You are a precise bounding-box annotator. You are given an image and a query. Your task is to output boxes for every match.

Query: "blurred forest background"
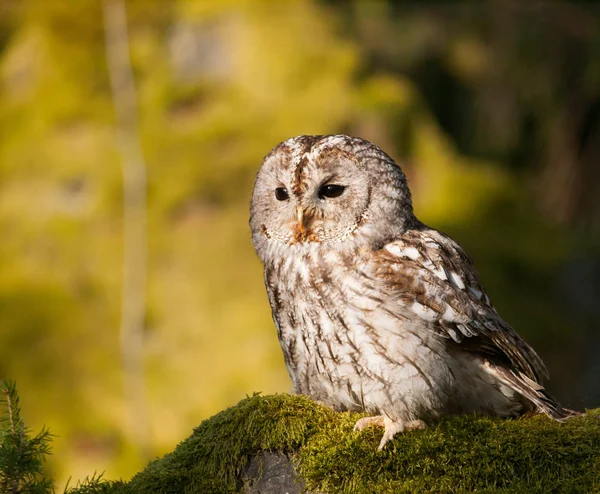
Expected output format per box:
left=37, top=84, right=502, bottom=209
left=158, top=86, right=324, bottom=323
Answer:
left=0, top=0, right=599, bottom=488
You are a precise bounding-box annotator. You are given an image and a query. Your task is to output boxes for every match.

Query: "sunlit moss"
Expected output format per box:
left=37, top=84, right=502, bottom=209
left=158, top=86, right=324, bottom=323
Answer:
left=74, top=394, right=600, bottom=494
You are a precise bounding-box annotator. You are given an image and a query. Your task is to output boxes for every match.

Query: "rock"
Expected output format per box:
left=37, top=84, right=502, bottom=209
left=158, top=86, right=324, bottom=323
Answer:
left=242, top=452, right=308, bottom=494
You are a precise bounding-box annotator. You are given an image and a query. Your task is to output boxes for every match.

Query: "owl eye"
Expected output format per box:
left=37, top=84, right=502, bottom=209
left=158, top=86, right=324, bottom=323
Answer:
left=319, top=184, right=345, bottom=199
left=275, top=187, right=289, bottom=201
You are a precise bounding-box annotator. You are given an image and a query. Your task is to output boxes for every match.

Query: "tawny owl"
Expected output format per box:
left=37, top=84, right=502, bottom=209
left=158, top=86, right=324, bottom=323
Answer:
left=250, top=135, right=570, bottom=450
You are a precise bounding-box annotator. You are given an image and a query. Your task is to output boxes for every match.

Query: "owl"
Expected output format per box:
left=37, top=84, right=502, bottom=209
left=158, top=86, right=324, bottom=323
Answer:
left=250, top=135, right=571, bottom=450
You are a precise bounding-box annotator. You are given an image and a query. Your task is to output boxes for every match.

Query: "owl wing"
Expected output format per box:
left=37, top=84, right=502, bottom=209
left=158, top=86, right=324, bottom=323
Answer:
left=370, top=227, right=575, bottom=419
left=372, top=227, right=549, bottom=384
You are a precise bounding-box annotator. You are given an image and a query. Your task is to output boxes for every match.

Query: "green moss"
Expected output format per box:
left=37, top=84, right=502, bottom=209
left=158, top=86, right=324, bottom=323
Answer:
left=73, top=394, right=600, bottom=494
left=114, top=394, right=332, bottom=494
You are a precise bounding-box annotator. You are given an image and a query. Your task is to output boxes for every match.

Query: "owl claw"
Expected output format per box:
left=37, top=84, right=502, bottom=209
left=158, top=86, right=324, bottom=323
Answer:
left=353, top=416, right=427, bottom=450
left=353, top=415, right=385, bottom=432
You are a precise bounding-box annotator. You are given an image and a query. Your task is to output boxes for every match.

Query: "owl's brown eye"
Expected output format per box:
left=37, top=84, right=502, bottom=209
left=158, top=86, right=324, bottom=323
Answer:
left=319, top=184, right=345, bottom=199
left=275, top=187, right=289, bottom=201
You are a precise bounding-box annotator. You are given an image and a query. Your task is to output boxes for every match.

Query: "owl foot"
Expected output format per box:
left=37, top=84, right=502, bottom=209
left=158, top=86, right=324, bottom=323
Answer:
left=353, top=415, right=426, bottom=451
left=353, top=415, right=385, bottom=431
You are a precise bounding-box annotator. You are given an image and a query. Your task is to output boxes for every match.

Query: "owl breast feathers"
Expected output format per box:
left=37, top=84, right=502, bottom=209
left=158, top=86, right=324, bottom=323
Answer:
left=250, top=134, right=572, bottom=450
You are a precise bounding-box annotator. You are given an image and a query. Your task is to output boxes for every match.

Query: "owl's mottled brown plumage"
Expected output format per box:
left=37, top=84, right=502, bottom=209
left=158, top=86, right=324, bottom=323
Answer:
left=250, top=135, right=571, bottom=450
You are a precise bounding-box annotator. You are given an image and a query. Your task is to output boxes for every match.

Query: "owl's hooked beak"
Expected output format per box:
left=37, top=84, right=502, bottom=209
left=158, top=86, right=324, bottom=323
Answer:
left=292, top=205, right=315, bottom=242
left=296, top=206, right=305, bottom=234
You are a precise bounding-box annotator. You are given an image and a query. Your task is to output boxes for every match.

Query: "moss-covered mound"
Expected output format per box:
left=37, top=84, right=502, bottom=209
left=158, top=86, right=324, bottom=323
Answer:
left=90, top=394, right=600, bottom=493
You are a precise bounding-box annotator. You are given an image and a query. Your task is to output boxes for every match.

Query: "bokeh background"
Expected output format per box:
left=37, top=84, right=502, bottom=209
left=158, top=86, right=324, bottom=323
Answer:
left=1, top=0, right=599, bottom=487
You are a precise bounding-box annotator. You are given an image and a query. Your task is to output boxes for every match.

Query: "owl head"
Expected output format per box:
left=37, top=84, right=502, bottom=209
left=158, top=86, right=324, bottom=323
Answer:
left=250, top=135, right=415, bottom=259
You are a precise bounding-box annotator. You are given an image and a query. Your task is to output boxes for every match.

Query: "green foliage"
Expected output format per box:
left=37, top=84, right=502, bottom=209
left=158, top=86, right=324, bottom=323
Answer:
left=0, top=381, right=125, bottom=494
left=67, top=393, right=600, bottom=494
left=63, top=474, right=124, bottom=494
left=0, top=380, right=54, bottom=494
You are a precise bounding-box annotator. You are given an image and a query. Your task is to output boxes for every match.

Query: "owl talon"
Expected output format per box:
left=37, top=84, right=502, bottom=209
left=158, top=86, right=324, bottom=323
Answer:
left=354, top=416, right=426, bottom=450
left=377, top=418, right=427, bottom=451
left=353, top=415, right=385, bottom=432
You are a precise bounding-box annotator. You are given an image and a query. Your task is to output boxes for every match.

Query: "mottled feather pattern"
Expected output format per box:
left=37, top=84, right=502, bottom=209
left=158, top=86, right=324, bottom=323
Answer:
left=250, top=134, right=572, bottom=450
left=373, top=228, right=549, bottom=383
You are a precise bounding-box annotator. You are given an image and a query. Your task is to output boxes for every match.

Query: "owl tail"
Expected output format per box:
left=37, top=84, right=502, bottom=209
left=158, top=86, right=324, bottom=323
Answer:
left=487, top=362, right=579, bottom=421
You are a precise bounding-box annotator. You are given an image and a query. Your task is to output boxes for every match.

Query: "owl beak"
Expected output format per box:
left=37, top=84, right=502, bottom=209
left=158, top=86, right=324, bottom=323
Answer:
left=296, top=206, right=306, bottom=233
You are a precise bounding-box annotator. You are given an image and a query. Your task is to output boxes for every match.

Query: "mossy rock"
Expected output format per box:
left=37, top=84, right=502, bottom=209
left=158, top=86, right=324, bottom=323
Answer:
left=88, top=394, right=600, bottom=493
